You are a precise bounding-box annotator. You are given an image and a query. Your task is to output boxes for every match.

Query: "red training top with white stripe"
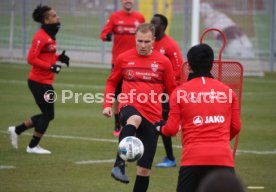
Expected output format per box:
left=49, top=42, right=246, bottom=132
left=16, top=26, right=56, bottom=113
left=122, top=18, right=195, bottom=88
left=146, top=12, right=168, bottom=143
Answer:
left=103, top=49, right=176, bottom=124
left=100, top=10, right=145, bottom=64
left=162, top=77, right=241, bottom=167
left=153, top=34, right=183, bottom=84
left=27, top=28, right=59, bottom=85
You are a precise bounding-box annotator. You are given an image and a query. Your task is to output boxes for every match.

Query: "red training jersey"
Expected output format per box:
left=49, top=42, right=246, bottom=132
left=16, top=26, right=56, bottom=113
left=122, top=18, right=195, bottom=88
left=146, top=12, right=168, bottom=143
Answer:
left=100, top=10, right=145, bottom=64
left=103, top=49, right=176, bottom=124
left=153, top=35, right=183, bottom=84
left=27, top=28, right=59, bottom=85
left=162, top=77, right=241, bottom=167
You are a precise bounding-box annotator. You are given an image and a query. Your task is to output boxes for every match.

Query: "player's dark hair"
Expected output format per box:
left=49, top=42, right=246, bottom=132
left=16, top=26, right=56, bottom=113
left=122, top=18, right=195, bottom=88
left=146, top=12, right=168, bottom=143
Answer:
left=187, top=43, right=214, bottom=73
left=154, top=14, right=168, bottom=30
left=136, top=23, right=155, bottom=36
left=32, top=4, right=52, bottom=24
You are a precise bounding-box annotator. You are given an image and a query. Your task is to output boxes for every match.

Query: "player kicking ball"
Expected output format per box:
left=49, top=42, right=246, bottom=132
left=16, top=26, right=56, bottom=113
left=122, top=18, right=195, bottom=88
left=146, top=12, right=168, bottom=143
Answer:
left=102, top=23, right=175, bottom=191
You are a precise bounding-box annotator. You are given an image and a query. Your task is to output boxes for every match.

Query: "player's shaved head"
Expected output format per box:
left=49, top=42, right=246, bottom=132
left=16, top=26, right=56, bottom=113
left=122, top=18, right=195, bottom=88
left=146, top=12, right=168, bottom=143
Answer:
left=153, top=14, right=168, bottom=30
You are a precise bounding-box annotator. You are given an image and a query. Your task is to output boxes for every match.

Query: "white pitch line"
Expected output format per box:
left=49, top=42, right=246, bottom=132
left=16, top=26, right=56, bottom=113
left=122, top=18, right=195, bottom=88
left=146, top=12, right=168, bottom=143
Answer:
left=247, top=186, right=265, bottom=190
left=0, top=165, right=16, bottom=170
left=1, top=131, right=276, bottom=155
left=1, top=131, right=119, bottom=143
left=33, top=133, right=117, bottom=143
left=236, top=149, right=276, bottom=155
left=75, top=159, right=115, bottom=165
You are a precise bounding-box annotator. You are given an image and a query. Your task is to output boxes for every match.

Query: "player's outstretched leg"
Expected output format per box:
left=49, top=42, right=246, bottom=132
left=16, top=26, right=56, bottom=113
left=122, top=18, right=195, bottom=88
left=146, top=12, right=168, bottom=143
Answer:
left=111, top=160, right=129, bottom=184
left=111, top=124, right=137, bottom=183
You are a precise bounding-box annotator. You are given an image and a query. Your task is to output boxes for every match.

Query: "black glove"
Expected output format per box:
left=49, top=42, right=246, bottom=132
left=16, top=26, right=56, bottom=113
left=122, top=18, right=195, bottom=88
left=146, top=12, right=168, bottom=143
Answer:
left=154, top=120, right=166, bottom=135
left=106, top=33, right=112, bottom=41
left=59, top=50, right=70, bottom=67
left=50, top=65, right=62, bottom=74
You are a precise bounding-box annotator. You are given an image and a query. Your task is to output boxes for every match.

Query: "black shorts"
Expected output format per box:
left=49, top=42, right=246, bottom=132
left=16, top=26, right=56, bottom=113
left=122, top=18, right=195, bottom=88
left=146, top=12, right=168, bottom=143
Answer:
left=28, top=79, right=54, bottom=115
left=119, top=105, right=159, bottom=169
left=177, top=165, right=235, bottom=192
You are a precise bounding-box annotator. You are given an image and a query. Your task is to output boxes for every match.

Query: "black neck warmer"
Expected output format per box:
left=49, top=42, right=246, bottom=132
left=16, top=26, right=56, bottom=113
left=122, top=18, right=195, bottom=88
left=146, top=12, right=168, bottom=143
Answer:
left=187, top=72, right=214, bottom=81
left=41, top=22, right=60, bottom=40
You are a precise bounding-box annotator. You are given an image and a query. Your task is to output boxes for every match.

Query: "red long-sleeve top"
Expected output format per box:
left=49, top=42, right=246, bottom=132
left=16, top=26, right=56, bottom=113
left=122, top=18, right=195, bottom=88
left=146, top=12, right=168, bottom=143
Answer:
left=103, top=49, right=176, bottom=124
left=27, top=28, right=59, bottom=85
left=153, top=35, right=183, bottom=84
left=162, top=77, right=241, bottom=167
left=100, top=10, right=145, bottom=64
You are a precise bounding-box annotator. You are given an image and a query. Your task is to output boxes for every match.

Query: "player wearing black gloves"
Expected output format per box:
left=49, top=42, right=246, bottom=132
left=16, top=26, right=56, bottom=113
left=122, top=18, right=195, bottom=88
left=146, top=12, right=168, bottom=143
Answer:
left=155, top=120, right=166, bottom=134
left=59, top=50, right=70, bottom=66
left=155, top=44, right=241, bottom=192
left=51, top=50, right=70, bottom=73
left=7, top=5, right=69, bottom=154
left=50, top=64, right=61, bottom=73
left=105, top=33, right=112, bottom=42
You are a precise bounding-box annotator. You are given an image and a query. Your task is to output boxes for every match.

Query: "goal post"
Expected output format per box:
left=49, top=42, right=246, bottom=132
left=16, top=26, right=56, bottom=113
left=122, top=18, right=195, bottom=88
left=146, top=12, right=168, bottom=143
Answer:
left=191, top=0, right=200, bottom=46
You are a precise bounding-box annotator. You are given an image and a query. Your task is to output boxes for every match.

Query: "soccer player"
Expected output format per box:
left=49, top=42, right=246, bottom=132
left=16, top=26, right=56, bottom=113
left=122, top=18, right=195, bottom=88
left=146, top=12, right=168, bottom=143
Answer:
left=100, top=0, right=145, bottom=136
left=102, top=23, right=176, bottom=191
left=151, top=13, right=183, bottom=168
left=7, top=5, right=70, bottom=154
left=156, top=44, right=241, bottom=192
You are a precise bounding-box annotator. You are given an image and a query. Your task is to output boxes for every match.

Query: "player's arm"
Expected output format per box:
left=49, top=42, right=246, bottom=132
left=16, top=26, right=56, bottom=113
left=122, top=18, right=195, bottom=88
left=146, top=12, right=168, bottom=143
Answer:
left=100, top=15, right=113, bottom=42
left=27, top=36, right=52, bottom=70
left=230, top=91, right=242, bottom=140
left=161, top=89, right=181, bottom=136
left=102, top=56, right=123, bottom=117
left=167, top=41, right=184, bottom=84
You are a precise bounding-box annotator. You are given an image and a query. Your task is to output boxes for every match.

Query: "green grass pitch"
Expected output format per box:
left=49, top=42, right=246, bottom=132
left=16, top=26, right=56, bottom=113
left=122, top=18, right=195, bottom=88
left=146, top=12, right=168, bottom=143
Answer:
left=0, top=62, right=275, bottom=191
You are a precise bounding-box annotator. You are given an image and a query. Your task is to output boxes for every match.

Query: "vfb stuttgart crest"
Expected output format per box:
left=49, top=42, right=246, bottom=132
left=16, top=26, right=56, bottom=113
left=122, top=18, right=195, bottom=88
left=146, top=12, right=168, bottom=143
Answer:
left=48, top=44, right=56, bottom=52
left=151, top=62, right=159, bottom=72
left=134, top=20, right=140, bottom=27
left=159, top=48, right=165, bottom=55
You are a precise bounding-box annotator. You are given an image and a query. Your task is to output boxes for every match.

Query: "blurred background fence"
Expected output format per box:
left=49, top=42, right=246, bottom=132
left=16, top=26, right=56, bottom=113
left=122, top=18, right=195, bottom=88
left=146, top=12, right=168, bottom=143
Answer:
left=0, top=0, right=275, bottom=75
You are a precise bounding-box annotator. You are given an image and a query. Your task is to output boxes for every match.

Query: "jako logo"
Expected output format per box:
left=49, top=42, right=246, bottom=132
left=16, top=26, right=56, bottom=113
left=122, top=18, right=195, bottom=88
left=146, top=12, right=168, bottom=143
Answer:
left=193, top=115, right=225, bottom=126
left=205, top=116, right=225, bottom=124
left=193, top=116, right=203, bottom=126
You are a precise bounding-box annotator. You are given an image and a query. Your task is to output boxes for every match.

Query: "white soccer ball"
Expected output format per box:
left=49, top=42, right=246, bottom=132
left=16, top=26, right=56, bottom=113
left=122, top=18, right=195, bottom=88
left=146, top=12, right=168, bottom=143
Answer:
left=118, top=136, right=144, bottom=162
